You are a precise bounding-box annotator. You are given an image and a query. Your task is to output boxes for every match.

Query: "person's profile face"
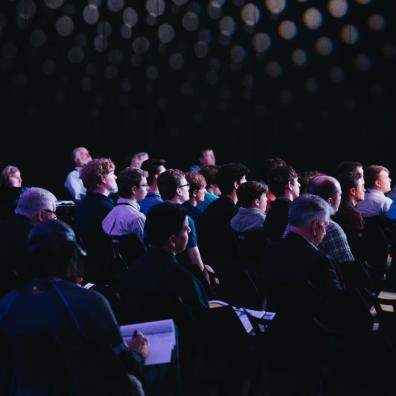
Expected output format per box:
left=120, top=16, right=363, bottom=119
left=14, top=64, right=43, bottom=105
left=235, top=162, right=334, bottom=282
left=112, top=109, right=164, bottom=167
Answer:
left=377, top=170, right=391, bottom=193
left=174, top=217, right=190, bottom=254
left=200, top=150, right=215, bottom=167
left=8, top=170, right=22, bottom=187
left=104, top=171, right=118, bottom=193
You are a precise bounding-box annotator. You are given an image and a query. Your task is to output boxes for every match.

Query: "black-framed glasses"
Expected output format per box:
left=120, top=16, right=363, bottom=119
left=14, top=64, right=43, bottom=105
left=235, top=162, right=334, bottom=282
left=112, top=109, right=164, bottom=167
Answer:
left=43, top=209, right=56, bottom=215
left=178, top=183, right=190, bottom=188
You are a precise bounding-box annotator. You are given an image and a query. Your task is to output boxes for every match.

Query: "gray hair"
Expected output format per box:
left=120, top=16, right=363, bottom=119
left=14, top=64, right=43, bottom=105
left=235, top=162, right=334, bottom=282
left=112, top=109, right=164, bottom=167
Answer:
left=288, top=193, right=331, bottom=228
left=15, top=187, right=57, bottom=219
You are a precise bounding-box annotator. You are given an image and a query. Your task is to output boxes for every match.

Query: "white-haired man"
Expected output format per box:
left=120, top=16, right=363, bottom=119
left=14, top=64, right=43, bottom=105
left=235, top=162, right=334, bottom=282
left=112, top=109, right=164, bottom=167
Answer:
left=64, top=146, right=92, bottom=200
left=0, top=187, right=57, bottom=296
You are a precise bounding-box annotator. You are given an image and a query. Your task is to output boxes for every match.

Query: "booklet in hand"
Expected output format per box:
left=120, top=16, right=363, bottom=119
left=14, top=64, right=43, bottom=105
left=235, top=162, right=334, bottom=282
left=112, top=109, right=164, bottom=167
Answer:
left=120, top=319, right=176, bottom=366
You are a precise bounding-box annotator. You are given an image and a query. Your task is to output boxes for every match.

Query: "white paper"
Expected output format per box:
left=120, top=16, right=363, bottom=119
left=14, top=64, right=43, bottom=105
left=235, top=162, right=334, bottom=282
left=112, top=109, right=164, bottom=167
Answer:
left=120, top=319, right=176, bottom=366
left=208, top=300, right=276, bottom=334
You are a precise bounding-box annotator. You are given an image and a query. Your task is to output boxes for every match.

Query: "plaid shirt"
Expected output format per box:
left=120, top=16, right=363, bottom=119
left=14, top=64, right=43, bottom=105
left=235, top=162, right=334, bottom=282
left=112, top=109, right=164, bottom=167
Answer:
left=318, top=219, right=355, bottom=263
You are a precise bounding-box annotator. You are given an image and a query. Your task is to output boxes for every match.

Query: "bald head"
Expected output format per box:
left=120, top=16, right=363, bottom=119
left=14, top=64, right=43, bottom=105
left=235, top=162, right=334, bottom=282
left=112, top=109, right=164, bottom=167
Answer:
left=72, top=147, right=92, bottom=167
left=306, top=175, right=342, bottom=213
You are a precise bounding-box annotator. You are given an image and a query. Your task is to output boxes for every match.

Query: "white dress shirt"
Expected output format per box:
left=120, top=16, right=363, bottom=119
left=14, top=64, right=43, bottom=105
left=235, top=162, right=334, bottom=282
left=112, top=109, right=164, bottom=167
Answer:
left=64, top=167, right=86, bottom=201
left=356, top=189, right=392, bottom=217
left=102, top=198, right=146, bottom=243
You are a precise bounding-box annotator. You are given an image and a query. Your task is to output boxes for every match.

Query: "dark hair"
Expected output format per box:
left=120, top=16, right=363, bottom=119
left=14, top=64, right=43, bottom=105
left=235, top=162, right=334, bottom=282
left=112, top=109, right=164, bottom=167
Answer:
left=117, top=167, right=148, bottom=198
left=267, top=165, right=298, bottom=197
left=199, top=165, right=218, bottom=187
left=141, top=158, right=166, bottom=185
left=338, top=171, right=362, bottom=200
left=27, top=220, right=84, bottom=281
left=298, top=170, right=323, bottom=193
left=237, top=181, right=268, bottom=208
left=365, top=165, right=389, bottom=189
left=216, top=163, right=250, bottom=195
left=261, top=157, right=287, bottom=181
left=157, top=169, right=185, bottom=200
left=336, top=161, right=363, bottom=177
left=186, top=172, right=206, bottom=192
left=306, top=175, right=339, bottom=201
left=145, top=203, right=187, bottom=247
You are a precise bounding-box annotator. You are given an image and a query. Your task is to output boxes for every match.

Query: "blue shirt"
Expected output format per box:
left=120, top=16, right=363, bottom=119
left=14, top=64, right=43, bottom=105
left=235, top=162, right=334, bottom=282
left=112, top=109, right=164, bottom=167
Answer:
left=138, top=192, right=163, bottom=215
left=196, top=191, right=219, bottom=212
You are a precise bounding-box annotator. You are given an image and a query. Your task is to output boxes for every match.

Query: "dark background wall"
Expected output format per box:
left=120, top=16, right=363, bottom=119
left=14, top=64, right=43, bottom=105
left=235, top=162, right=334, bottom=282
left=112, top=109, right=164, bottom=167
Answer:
left=0, top=0, right=395, bottom=198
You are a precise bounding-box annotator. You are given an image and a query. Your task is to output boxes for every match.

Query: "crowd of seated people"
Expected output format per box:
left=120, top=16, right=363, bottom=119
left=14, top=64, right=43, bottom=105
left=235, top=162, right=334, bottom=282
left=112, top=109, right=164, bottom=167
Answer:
left=1, top=148, right=396, bottom=395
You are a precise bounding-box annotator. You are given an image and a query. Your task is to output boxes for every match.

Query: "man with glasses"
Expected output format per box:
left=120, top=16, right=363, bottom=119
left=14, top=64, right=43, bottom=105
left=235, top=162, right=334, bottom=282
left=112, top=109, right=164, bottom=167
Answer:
left=102, top=167, right=149, bottom=244
left=157, top=169, right=211, bottom=287
left=0, top=187, right=58, bottom=296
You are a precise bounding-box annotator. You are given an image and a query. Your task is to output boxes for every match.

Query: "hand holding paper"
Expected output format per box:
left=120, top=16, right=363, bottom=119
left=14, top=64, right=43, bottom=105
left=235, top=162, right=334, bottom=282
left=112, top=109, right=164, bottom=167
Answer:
left=127, top=331, right=150, bottom=358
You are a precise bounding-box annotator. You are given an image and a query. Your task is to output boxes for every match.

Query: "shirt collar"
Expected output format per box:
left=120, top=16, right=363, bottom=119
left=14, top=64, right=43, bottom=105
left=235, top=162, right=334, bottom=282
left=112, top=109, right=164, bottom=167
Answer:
left=117, top=197, right=140, bottom=210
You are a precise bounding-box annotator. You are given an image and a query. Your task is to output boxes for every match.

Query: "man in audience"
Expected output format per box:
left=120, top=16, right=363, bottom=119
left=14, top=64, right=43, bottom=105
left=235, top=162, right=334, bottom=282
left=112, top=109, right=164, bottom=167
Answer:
left=258, top=194, right=344, bottom=395
left=306, top=175, right=355, bottom=264
left=157, top=169, right=208, bottom=281
left=198, top=163, right=249, bottom=273
left=333, top=171, right=365, bottom=259
left=0, top=187, right=57, bottom=296
left=264, top=164, right=300, bottom=242
left=190, top=148, right=216, bottom=172
left=230, top=181, right=268, bottom=234
left=74, top=158, right=117, bottom=282
left=0, top=219, right=148, bottom=396
left=64, top=146, right=92, bottom=201
left=102, top=168, right=149, bottom=244
left=139, top=158, right=166, bottom=215
left=119, top=203, right=208, bottom=388
left=127, top=152, right=149, bottom=169
left=356, top=164, right=392, bottom=217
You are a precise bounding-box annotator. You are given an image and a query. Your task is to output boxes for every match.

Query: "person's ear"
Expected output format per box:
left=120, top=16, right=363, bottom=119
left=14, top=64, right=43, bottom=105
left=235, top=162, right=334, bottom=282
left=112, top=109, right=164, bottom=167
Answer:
left=37, top=209, right=45, bottom=223
left=350, top=186, right=357, bottom=197
left=233, top=181, right=239, bottom=190
left=168, top=234, right=177, bottom=252
left=311, top=220, right=318, bottom=238
left=131, top=185, right=138, bottom=195
left=253, top=198, right=260, bottom=207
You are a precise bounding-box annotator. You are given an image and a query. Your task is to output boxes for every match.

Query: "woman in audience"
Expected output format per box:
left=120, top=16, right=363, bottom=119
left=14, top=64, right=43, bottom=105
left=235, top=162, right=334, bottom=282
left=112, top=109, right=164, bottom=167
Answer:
left=0, top=165, right=27, bottom=220
left=0, top=219, right=148, bottom=396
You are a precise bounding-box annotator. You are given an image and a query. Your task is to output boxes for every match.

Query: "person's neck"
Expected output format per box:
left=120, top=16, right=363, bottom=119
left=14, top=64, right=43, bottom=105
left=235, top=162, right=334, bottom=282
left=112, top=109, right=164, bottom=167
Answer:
left=148, top=185, right=159, bottom=194
left=227, top=190, right=238, bottom=204
left=189, top=199, right=198, bottom=207
left=168, top=197, right=184, bottom=205
left=349, top=197, right=358, bottom=207
left=122, top=196, right=137, bottom=203
left=279, top=190, right=294, bottom=201
left=91, top=187, right=110, bottom=196
left=289, top=226, right=315, bottom=245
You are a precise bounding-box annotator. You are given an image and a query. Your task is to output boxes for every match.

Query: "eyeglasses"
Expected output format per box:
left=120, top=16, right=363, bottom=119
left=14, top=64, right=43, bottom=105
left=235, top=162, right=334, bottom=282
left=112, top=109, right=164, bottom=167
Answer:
left=178, top=183, right=190, bottom=188
left=43, top=209, right=57, bottom=215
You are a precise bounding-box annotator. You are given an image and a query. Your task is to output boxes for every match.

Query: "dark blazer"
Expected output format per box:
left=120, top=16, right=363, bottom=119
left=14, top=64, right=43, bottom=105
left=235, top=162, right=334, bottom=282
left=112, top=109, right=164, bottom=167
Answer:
left=259, top=231, right=343, bottom=329
left=262, top=197, right=291, bottom=242
left=0, top=214, right=33, bottom=296
left=258, top=231, right=346, bottom=367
